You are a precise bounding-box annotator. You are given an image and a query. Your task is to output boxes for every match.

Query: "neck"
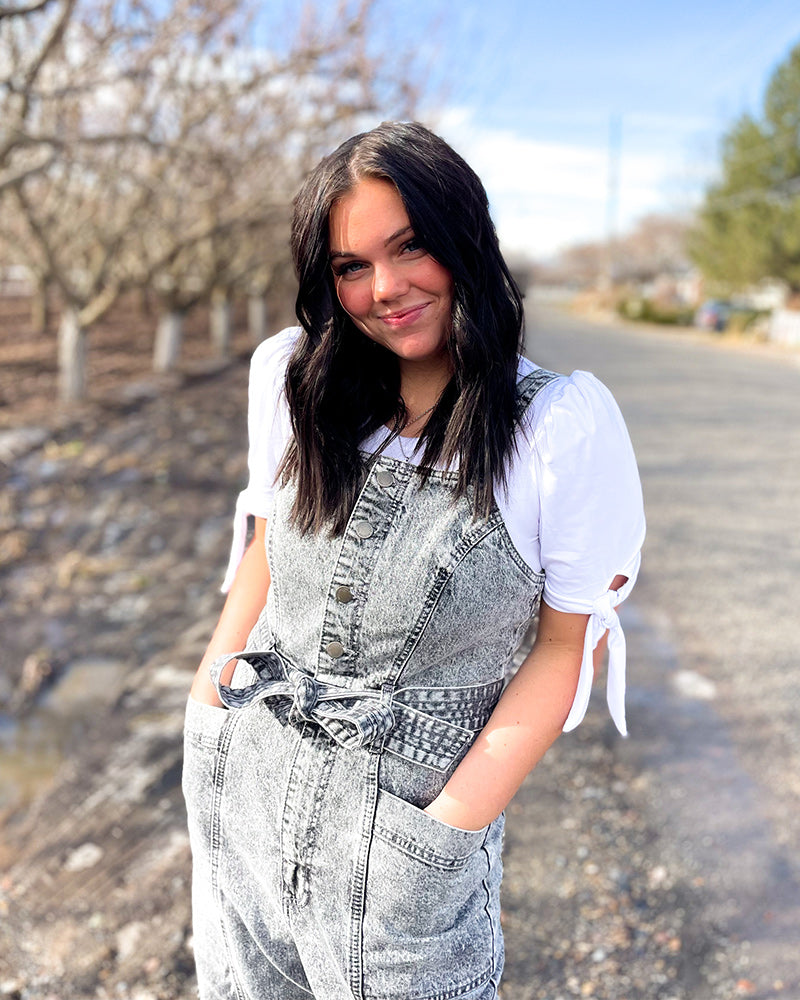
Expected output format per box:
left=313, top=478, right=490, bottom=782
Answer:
left=398, top=354, right=453, bottom=417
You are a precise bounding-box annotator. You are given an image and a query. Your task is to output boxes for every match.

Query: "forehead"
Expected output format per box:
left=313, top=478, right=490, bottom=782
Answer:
left=328, top=177, right=410, bottom=251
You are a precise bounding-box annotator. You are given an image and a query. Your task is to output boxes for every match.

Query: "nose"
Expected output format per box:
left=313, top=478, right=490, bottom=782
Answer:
left=372, top=262, right=409, bottom=301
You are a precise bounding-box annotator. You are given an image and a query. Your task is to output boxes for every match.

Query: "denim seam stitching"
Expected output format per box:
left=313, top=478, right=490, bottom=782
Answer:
left=373, top=826, right=477, bottom=870
left=280, top=725, right=312, bottom=915
left=364, top=968, right=494, bottom=1000
left=320, top=462, right=406, bottom=673
left=391, top=513, right=506, bottom=689
left=297, top=730, right=338, bottom=879
left=348, top=753, right=381, bottom=1000
left=208, top=713, right=249, bottom=1000
left=266, top=506, right=284, bottom=648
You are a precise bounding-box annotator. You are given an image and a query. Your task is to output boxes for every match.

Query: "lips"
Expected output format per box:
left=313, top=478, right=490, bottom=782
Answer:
left=379, top=303, right=429, bottom=328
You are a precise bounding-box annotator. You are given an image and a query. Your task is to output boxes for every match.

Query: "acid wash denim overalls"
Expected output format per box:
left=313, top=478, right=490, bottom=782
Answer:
left=183, top=369, right=558, bottom=1000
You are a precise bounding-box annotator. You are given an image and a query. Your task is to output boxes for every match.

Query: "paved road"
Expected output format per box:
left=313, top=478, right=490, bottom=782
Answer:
left=500, top=304, right=800, bottom=999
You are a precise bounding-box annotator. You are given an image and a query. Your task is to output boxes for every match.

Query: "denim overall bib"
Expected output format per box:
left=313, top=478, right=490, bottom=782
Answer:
left=183, top=369, right=558, bottom=1000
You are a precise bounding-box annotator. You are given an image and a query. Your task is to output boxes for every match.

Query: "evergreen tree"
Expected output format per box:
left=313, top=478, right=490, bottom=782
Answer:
left=691, top=41, right=800, bottom=293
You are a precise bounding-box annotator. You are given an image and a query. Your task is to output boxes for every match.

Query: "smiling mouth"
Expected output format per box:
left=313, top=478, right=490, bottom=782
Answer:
left=379, top=303, right=429, bottom=327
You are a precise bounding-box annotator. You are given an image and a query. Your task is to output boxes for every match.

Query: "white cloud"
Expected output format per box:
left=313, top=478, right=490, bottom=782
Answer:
left=436, top=108, right=707, bottom=260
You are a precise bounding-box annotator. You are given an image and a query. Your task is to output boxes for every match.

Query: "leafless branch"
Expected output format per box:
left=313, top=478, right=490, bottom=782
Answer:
left=0, top=0, right=58, bottom=19
left=0, top=151, right=55, bottom=192
left=0, top=0, right=430, bottom=397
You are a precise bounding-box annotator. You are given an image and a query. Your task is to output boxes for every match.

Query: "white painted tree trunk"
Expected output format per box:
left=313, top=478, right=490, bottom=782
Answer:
left=31, top=280, right=50, bottom=335
left=248, top=295, right=267, bottom=346
left=153, top=311, right=183, bottom=372
left=58, top=307, right=87, bottom=402
left=210, top=291, right=231, bottom=358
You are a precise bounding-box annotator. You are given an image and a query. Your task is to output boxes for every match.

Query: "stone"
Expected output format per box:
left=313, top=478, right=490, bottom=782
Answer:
left=63, top=842, right=104, bottom=872
left=0, top=427, right=48, bottom=464
left=672, top=669, right=717, bottom=700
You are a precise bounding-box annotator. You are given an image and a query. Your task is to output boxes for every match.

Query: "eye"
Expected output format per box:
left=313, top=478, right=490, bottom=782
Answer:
left=401, top=237, right=426, bottom=255
left=332, top=260, right=367, bottom=279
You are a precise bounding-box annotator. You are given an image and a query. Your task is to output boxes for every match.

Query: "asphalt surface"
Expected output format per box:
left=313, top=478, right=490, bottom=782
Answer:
left=499, top=303, right=800, bottom=999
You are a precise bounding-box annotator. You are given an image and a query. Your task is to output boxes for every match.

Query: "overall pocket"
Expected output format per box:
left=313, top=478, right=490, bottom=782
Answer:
left=362, top=788, right=503, bottom=1000
left=182, top=695, right=231, bottom=853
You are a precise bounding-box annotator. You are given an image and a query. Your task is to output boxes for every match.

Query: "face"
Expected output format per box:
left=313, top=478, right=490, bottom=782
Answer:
left=328, top=177, right=454, bottom=373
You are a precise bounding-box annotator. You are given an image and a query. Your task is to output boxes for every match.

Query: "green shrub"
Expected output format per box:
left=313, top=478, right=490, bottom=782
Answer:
left=725, top=308, right=768, bottom=333
left=617, top=297, right=694, bottom=326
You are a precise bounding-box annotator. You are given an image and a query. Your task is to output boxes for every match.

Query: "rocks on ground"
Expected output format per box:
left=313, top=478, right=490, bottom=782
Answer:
left=0, top=307, right=781, bottom=999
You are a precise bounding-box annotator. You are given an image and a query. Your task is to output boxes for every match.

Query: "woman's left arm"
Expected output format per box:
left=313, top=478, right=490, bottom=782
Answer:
left=424, top=576, right=627, bottom=832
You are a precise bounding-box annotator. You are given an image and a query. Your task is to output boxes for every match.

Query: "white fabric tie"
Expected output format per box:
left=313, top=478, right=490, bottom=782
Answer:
left=562, top=589, right=628, bottom=736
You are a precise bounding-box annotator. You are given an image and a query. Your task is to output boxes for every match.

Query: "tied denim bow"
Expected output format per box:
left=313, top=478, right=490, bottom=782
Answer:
left=209, top=649, right=395, bottom=751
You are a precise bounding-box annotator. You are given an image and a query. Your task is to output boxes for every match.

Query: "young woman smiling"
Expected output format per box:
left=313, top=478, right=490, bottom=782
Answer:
left=184, top=121, right=645, bottom=1000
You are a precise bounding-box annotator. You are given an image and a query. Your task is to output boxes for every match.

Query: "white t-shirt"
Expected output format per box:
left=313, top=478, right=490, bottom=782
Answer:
left=223, top=326, right=646, bottom=736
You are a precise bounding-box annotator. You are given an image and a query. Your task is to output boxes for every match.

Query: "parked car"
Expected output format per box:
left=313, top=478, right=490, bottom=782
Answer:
left=694, top=299, right=732, bottom=332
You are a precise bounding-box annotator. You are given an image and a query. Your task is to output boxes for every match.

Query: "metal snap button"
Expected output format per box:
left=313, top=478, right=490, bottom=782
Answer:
left=335, top=585, right=354, bottom=604
left=325, top=640, right=345, bottom=658
left=354, top=520, right=374, bottom=539
left=376, top=469, right=395, bottom=488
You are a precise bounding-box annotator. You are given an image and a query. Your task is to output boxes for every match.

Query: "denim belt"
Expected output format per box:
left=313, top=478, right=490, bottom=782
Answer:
left=209, top=649, right=502, bottom=772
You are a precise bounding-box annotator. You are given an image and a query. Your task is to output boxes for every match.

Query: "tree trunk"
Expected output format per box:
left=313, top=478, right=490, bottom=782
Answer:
left=58, top=307, right=87, bottom=403
left=30, top=280, right=50, bottom=336
left=210, top=289, right=231, bottom=358
left=248, top=294, right=268, bottom=346
left=153, top=310, right=184, bottom=372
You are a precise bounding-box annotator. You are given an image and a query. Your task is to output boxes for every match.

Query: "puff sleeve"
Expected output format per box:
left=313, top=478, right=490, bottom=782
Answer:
left=532, top=371, right=645, bottom=736
left=220, top=327, right=298, bottom=592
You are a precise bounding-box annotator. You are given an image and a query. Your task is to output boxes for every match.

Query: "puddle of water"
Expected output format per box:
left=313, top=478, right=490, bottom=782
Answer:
left=0, top=658, right=129, bottom=811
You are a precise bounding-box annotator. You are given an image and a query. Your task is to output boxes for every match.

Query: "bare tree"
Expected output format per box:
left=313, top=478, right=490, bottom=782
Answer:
left=0, top=189, right=52, bottom=331
left=0, top=0, right=76, bottom=327
left=537, top=213, right=691, bottom=290
left=615, top=213, right=690, bottom=283
left=0, top=0, right=76, bottom=189
left=2, top=0, right=422, bottom=401
left=139, top=0, right=420, bottom=370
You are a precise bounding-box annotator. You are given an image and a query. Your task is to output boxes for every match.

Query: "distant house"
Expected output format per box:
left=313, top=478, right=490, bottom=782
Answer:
left=769, top=309, right=800, bottom=346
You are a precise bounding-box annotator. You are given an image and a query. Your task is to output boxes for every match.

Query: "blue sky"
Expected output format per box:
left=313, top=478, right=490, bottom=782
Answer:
left=356, top=0, right=800, bottom=259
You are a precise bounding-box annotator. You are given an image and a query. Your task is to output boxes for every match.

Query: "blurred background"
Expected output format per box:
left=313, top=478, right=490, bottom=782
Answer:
left=3, top=0, right=800, bottom=402
left=1, top=1, right=799, bottom=997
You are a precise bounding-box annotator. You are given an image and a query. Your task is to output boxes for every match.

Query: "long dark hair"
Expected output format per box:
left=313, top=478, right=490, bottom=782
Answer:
left=280, top=120, right=525, bottom=534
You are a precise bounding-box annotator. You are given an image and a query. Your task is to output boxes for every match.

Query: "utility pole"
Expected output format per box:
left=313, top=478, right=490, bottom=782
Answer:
left=603, top=113, right=622, bottom=290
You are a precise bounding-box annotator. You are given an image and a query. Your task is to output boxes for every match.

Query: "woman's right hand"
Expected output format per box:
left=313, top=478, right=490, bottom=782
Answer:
left=189, top=662, right=226, bottom=708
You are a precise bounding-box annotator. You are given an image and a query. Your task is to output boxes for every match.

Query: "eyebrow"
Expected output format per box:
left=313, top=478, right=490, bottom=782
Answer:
left=329, top=225, right=414, bottom=261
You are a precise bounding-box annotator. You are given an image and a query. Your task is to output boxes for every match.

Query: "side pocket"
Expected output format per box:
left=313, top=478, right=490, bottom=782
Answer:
left=374, top=788, right=488, bottom=868
left=182, top=696, right=231, bottom=857
left=181, top=696, right=234, bottom=993
left=362, top=788, right=501, bottom=1000
left=184, top=695, right=231, bottom=750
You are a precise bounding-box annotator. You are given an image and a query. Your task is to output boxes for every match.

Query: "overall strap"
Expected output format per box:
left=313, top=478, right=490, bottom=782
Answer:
left=515, top=366, right=561, bottom=412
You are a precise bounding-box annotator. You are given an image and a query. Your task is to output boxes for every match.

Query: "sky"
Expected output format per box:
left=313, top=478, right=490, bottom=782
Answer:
left=352, top=0, right=800, bottom=260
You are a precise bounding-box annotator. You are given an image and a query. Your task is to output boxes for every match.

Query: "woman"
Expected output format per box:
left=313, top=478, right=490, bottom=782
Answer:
left=183, top=121, right=645, bottom=1000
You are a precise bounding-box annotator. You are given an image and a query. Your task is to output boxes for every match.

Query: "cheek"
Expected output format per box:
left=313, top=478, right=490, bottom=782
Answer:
left=422, top=260, right=454, bottom=303
left=335, top=280, right=369, bottom=319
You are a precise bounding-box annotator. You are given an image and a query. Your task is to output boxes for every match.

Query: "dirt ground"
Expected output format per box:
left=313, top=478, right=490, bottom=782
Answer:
left=0, top=296, right=791, bottom=999
left=0, top=293, right=261, bottom=995
left=0, top=291, right=286, bottom=428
